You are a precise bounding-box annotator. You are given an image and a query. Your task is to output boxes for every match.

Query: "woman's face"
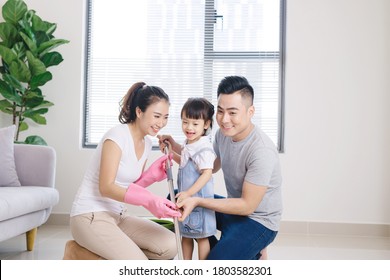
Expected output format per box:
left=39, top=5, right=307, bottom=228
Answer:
left=137, top=100, right=169, bottom=136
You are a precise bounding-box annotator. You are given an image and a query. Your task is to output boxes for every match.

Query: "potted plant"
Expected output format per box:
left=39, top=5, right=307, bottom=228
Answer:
left=0, top=0, right=69, bottom=144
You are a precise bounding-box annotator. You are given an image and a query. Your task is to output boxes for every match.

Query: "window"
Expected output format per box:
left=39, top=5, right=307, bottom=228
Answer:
left=84, top=0, right=285, bottom=151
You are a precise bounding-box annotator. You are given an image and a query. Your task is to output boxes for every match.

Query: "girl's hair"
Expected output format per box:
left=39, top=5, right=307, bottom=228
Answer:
left=118, top=82, right=170, bottom=123
left=181, top=97, right=214, bottom=136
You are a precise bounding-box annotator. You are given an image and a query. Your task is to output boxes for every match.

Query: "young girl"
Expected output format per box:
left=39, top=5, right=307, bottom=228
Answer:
left=164, top=97, right=217, bottom=260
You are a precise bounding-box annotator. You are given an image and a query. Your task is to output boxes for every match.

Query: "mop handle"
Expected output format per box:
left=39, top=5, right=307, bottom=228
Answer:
left=164, top=144, right=184, bottom=260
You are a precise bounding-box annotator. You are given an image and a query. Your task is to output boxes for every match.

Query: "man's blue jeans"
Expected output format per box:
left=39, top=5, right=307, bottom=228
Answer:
left=207, top=194, right=278, bottom=260
left=168, top=191, right=277, bottom=260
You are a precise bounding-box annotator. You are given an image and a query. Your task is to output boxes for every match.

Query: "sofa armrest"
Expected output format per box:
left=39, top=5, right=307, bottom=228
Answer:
left=14, top=144, right=56, bottom=188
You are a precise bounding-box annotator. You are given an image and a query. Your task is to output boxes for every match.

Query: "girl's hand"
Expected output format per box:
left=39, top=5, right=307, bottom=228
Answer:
left=157, top=134, right=172, bottom=153
left=175, top=191, right=191, bottom=203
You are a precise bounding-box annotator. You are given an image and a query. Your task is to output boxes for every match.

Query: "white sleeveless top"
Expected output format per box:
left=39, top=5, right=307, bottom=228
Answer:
left=70, top=124, right=152, bottom=216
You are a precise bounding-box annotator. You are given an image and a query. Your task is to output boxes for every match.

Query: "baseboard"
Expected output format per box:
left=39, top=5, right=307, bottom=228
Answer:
left=46, top=214, right=390, bottom=238
left=279, top=221, right=390, bottom=238
left=47, top=213, right=70, bottom=226
left=45, top=213, right=153, bottom=226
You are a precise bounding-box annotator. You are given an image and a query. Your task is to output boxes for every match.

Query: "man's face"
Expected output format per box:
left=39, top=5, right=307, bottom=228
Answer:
left=216, top=91, right=254, bottom=142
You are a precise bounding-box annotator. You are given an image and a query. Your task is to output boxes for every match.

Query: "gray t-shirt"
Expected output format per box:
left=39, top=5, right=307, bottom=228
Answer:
left=213, top=125, right=282, bottom=231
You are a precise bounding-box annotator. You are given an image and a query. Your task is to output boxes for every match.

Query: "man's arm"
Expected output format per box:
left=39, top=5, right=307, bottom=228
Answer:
left=177, top=180, right=267, bottom=221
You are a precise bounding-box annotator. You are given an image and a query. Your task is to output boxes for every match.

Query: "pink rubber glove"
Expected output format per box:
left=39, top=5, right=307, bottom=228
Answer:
left=134, top=154, right=172, bottom=187
left=124, top=183, right=181, bottom=219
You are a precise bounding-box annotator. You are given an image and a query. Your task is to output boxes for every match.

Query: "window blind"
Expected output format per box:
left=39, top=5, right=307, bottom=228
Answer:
left=84, top=0, right=285, bottom=150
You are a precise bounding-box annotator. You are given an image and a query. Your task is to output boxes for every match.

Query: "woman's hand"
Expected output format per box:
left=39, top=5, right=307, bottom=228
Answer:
left=124, top=183, right=181, bottom=219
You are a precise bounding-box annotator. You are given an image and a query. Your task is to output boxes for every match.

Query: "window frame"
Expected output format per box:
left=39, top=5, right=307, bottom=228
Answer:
left=82, top=0, right=286, bottom=152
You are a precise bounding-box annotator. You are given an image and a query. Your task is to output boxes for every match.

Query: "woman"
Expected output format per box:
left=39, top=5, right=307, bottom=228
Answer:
left=70, top=82, right=181, bottom=260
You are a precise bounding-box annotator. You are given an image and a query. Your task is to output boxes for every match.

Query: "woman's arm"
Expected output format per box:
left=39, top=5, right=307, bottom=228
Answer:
left=98, top=139, right=127, bottom=201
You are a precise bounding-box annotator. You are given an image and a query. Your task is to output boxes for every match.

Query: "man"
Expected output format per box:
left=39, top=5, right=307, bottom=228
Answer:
left=161, top=76, right=282, bottom=260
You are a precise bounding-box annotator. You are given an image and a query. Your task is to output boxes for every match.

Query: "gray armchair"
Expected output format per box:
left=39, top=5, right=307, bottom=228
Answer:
left=0, top=144, right=59, bottom=251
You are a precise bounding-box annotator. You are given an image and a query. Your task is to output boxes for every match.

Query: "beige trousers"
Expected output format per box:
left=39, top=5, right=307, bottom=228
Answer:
left=69, top=211, right=177, bottom=260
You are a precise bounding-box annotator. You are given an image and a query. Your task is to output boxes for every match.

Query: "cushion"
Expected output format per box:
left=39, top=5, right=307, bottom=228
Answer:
left=0, top=186, right=59, bottom=221
left=0, top=125, right=21, bottom=187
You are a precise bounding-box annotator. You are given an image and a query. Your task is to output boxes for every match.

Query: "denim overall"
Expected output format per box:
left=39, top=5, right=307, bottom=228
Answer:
left=177, top=148, right=217, bottom=239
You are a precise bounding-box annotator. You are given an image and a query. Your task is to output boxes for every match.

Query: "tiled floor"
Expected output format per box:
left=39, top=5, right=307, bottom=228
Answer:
left=1, top=224, right=389, bottom=260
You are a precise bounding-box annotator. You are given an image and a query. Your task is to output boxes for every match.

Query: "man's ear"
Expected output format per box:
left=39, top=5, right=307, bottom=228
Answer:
left=248, top=105, right=255, bottom=117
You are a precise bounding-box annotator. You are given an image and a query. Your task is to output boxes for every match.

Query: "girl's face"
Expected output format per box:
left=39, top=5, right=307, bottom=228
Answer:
left=181, top=114, right=210, bottom=144
left=137, top=100, right=169, bottom=136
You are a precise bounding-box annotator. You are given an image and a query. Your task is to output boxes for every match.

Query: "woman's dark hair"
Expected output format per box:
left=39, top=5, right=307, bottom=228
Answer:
left=181, top=97, right=214, bottom=136
left=217, top=76, right=254, bottom=105
left=119, top=82, right=169, bottom=123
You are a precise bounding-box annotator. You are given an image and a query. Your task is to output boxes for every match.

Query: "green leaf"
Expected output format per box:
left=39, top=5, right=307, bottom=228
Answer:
left=24, top=107, right=48, bottom=115
left=30, top=71, right=52, bottom=89
left=0, top=78, right=13, bottom=95
left=0, top=45, right=18, bottom=64
left=24, top=9, right=35, bottom=24
left=31, top=114, right=46, bottom=124
left=0, top=78, right=22, bottom=104
left=2, top=0, right=28, bottom=25
left=26, top=50, right=46, bottom=75
left=34, top=30, right=50, bottom=46
left=24, top=90, right=44, bottom=108
left=24, top=135, right=47, bottom=145
left=0, top=22, right=19, bottom=48
left=41, top=51, right=63, bottom=67
left=3, top=73, right=26, bottom=92
left=0, top=99, right=14, bottom=114
left=18, top=10, right=36, bottom=42
left=9, top=59, right=31, bottom=82
left=37, top=38, right=69, bottom=57
left=35, top=99, right=54, bottom=108
left=18, top=121, right=28, bottom=131
left=20, top=32, right=38, bottom=55
left=13, top=41, right=27, bottom=59
left=32, top=14, right=56, bottom=36
left=23, top=110, right=47, bottom=124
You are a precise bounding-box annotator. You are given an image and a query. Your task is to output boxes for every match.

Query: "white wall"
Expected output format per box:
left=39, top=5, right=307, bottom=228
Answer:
left=282, top=0, right=390, bottom=224
left=1, top=0, right=389, bottom=225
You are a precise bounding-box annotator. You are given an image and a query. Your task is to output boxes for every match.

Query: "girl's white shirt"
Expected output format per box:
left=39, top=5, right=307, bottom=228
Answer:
left=180, top=136, right=216, bottom=170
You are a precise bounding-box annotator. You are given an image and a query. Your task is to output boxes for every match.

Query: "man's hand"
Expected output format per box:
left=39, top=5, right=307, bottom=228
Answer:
left=176, top=196, right=200, bottom=222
